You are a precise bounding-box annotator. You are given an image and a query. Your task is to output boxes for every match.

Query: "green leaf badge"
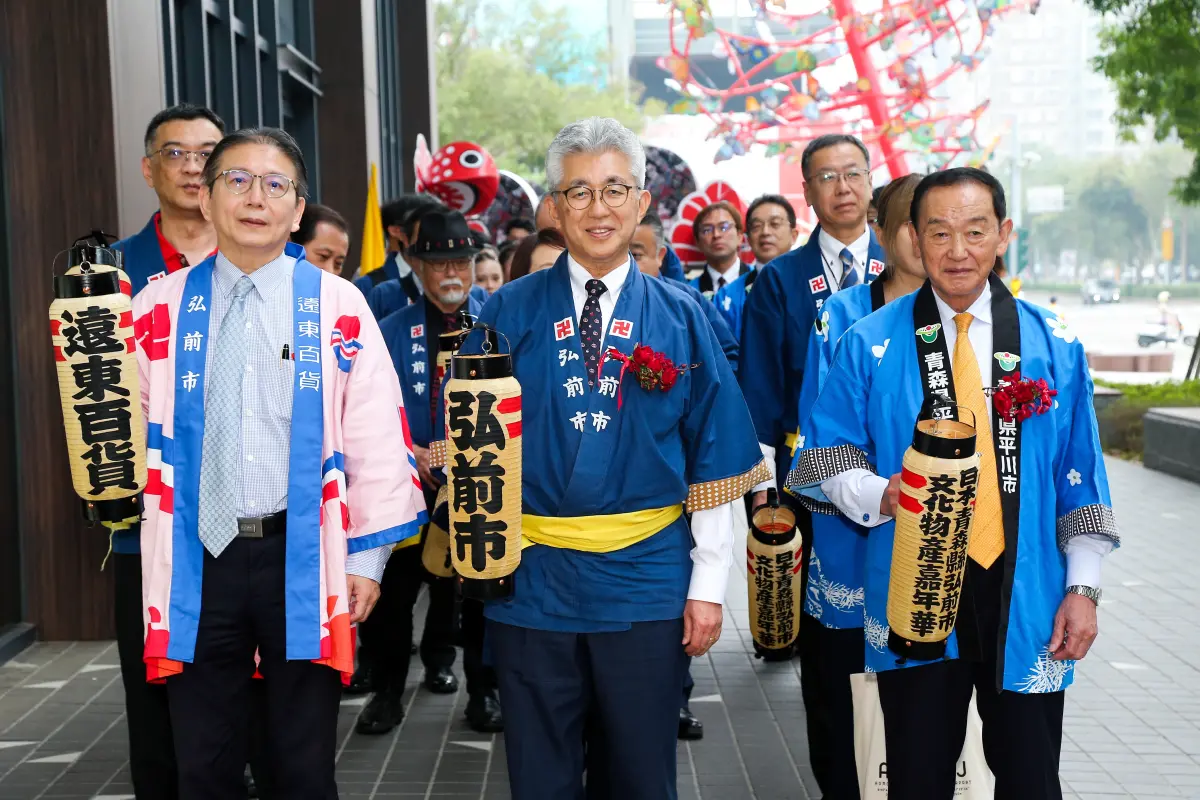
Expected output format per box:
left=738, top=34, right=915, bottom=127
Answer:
left=915, top=323, right=942, bottom=344
left=994, top=351, right=1021, bottom=372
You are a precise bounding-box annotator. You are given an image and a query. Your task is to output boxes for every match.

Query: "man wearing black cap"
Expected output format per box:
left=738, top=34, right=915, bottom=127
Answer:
left=356, top=209, right=503, bottom=735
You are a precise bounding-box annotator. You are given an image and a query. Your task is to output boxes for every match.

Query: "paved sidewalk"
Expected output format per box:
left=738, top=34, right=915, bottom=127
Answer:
left=0, top=456, right=1195, bottom=799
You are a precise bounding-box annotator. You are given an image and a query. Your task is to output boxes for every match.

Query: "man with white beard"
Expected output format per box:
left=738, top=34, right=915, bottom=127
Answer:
left=358, top=209, right=503, bottom=735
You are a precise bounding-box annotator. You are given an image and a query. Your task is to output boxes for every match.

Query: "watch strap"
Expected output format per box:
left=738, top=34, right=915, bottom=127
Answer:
left=1066, top=584, right=1101, bottom=605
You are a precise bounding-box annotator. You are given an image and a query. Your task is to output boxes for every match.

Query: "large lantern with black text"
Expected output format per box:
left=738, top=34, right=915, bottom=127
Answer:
left=49, top=233, right=146, bottom=530
left=444, top=325, right=522, bottom=600
left=747, top=489, right=804, bottom=661
left=887, top=397, right=980, bottom=660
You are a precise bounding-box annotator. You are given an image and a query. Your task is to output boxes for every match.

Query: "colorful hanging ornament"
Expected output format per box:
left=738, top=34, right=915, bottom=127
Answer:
left=657, top=0, right=1034, bottom=178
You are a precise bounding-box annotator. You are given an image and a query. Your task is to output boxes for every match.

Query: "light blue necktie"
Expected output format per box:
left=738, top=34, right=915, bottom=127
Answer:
left=839, top=247, right=860, bottom=289
left=197, top=275, right=254, bottom=557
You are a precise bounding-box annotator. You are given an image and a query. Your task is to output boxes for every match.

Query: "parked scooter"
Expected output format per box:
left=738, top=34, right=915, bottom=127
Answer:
left=1137, top=320, right=1197, bottom=348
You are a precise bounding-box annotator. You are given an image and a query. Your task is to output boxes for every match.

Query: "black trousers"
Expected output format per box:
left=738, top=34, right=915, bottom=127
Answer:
left=115, top=552, right=179, bottom=800
left=877, top=658, right=1064, bottom=799
left=358, top=543, right=480, bottom=692
left=458, top=590, right=498, bottom=696
left=876, top=560, right=1065, bottom=800
left=797, top=614, right=864, bottom=800
left=491, top=619, right=688, bottom=800
left=166, top=535, right=342, bottom=800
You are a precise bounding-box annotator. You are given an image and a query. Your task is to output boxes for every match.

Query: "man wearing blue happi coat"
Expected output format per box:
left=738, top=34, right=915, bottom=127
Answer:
left=791, top=168, right=1118, bottom=799
left=711, top=194, right=800, bottom=338
left=461, top=117, right=767, bottom=800
left=738, top=134, right=885, bottom=797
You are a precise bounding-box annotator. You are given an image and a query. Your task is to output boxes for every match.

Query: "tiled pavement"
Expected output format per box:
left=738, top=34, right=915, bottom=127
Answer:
left=0, top=456, right=1197, bottom=799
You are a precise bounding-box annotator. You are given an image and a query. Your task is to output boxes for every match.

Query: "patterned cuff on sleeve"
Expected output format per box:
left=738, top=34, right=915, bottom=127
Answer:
left=796, top=494, right=841, bottom=516
left=785, top=444, right=874, bottom=490
left=1056, top=503, right=1120, bottom=551
left=686, top=460, right=773, bottom=512
left=429, top=439, right=446, bottom=469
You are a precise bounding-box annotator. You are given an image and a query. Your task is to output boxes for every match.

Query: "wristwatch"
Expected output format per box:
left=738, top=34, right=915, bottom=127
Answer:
left=1066, top=584, right=1101, bottom=605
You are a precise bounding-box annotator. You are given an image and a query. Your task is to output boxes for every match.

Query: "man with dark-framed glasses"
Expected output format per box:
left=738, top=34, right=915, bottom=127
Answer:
left=688, top=200, right=751, bottom=298
left=132, top=127, right=425, bottom=798
left=459, top=116, right=767, bottom=799
left=740, top=133, right=887, bottom=800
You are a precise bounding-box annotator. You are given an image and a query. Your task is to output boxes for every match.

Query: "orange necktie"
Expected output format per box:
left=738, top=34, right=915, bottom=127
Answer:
left=952, top=313, right=1005, bottom=568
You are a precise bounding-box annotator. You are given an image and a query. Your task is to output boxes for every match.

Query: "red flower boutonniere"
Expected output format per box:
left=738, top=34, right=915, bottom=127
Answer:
left=599, top=344, right=697, bottom=408
left=991, top=371, right=1057, bottom=423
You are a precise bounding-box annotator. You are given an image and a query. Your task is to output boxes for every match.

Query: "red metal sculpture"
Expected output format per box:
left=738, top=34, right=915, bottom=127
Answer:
left=658, top=0, right=1033, bottom=179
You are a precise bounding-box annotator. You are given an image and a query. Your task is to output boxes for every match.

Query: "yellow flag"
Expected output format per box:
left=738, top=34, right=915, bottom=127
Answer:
left=359, top=163, right=387, bottom=280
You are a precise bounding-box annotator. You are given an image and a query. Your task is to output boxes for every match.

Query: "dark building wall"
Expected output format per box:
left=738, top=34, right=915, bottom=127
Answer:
left=314, top=0, right=370, bottom=273
left=0, top=1, right=121, bottom=639
left=392, top=0, right=436, bottom=194
left=0, top=39, right=19, bottom=632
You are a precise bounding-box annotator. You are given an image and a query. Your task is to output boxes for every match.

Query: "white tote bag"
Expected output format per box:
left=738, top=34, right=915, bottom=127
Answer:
left=851, top=672, right=995, bottom=799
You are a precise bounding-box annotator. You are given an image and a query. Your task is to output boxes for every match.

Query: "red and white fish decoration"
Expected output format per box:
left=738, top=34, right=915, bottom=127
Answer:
left=414, top=135, right=500, bottom=217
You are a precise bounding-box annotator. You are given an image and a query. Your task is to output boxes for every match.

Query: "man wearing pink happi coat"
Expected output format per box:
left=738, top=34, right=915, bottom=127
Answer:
left=133, top=126, right=426, bottom=799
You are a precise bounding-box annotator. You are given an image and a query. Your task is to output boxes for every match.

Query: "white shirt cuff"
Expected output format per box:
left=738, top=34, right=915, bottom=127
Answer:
left=345, top=544, right=391, bottom=584
left=752, top=442, right=777, bottom=493
left=1064, top=533, right=1113, bottom=590
left=687, top=502, right=735, bottom=604
left=820, top=469, right=892, bottom=528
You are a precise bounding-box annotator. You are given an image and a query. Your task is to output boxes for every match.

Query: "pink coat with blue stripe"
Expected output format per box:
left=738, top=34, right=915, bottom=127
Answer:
left=132, top=244, right=427, bottom=683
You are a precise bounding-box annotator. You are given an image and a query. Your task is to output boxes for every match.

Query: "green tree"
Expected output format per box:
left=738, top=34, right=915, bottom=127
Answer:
left=1087, top=0, right=1200, bottom=203
left=1010, top=145, right=1200, bottom=278
left=1077, top=173, right=1149, bottom=265
left=434, top=0, right=663, bottom=182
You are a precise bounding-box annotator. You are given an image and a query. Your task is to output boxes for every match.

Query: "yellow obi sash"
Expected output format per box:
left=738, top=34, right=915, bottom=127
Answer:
left=521, top=504, right=683, bottom=554
left=393, top=529, right=423, bottom=551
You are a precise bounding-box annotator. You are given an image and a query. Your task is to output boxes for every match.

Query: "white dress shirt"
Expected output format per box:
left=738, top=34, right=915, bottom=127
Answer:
left=210, top=251, right=391, bottom=584
left=819, top=281, right=1113, bottom=589
left=751, top=225, right=872, bottom=493
left=705, top=259, right=743, bottom=290
left=393, top=251, right=412, bottom=280
left=394, top=252, right=426, bottom=298
left=818, top=226, right=870, bottom=287
left=566, top=254, right=735, bottom=605
left=567, top=254, right=628, bottom=333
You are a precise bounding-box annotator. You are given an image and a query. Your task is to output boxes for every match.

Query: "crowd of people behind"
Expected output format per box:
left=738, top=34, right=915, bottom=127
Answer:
left=106, top=101, right=1116, bottom=800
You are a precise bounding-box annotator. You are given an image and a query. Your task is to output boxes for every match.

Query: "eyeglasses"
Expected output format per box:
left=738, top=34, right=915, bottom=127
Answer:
left=152, top=147, right=212, bottom=165
left=748, top=218, right=791, bottom=235
left=808, top=169, right=870, bottom=187
left=552, top=184, right=637, bottom=211
left=218, top=170, right=297, bottom=199
left=424, top=258, right=473, bottom=274
left=698, top=221, right=737, bottom=238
